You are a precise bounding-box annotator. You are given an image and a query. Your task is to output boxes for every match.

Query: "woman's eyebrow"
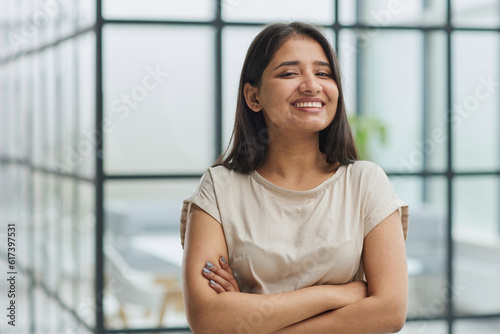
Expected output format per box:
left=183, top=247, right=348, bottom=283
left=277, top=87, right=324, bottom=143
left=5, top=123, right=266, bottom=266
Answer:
left=273, top=61, right=299, bottom=71
left=315, top=60, right=331, bottom=67
left=273, top=60, right=331, bottom=71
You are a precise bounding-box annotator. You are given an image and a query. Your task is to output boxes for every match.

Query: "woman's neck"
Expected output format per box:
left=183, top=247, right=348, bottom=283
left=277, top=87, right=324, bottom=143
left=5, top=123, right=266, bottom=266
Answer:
left=257, top=131, right=336, bottom=184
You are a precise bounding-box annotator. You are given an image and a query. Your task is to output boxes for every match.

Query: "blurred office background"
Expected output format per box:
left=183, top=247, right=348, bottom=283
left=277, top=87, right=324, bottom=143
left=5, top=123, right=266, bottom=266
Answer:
left=1, top=0, right=500, bottom=333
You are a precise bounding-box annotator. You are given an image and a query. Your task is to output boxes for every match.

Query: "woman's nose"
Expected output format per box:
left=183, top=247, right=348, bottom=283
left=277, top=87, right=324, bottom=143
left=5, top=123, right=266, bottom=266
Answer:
left=299, top=73, right=322, bottom=94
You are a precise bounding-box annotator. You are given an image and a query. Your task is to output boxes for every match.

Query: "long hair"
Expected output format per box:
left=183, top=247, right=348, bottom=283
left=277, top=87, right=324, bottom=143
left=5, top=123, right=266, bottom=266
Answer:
left=216, top=22, right=358, bottom=173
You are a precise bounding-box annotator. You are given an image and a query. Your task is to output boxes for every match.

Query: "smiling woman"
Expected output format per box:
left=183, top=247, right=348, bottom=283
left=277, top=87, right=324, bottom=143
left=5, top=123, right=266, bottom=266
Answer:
left=180, top=22, right=409, bottom=334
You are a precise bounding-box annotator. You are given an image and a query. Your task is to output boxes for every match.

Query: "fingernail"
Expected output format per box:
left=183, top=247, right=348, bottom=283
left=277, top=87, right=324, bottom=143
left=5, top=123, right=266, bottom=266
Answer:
left=209, top=280, right=216, bottom=285
left=203, top=267, right=210, bottom=274
left=221, top=256, right=227, bottom=264
left=206, top=261, right=214, bottom=268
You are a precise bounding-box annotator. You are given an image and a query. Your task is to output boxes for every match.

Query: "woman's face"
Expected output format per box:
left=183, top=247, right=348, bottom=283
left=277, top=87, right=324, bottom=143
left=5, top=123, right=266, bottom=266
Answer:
left=248, top=36, right=339, bottom=136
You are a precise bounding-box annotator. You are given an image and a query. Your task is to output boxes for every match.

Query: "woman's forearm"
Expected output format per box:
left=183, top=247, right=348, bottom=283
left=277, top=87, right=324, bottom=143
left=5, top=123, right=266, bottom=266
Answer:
left=274, top=295, right=406, bottom=334
left=186, top=283, right=364, bottom=334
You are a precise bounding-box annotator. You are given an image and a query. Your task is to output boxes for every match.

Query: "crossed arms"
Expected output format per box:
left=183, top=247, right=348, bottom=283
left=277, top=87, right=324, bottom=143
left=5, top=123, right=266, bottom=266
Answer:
left=182, top=205, right=408, bottom=333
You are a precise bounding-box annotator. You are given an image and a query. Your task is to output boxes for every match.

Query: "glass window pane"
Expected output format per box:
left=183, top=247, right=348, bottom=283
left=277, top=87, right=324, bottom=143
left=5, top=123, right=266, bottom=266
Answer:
left=33, top=53, right=44, bottom=167
left=19, top=56, right=31, bottom=160
left=4, top=62, right=14, bottom=158
left=104, top=0, right=215, bottom=21
left=46, top=47, right=56, bottom=168
left=32, top=47, right=57, bottom=169
left=452, top=32, right=499, bottom=171
left=31, top=3, right=48, bottom=51
left=60, top=0, right=76, bottom=37
left=34, top=288, right=49, bottom=334
left=0, top=64, right=5, bottom=157
left=79, top=0, right=96, bottom=29
left=454, top=177, right=500, bottom=315
left=54, top=45, right=64, bottom=165
left=2, top=164, right=18, bottom=219
left=60, top=178, right=77, bottom=308
left=1, top=167, right=6, bottom=244
left=222, top=0, right=334, bottom=25
left=59, top=309, right=84, bottom=334
left=44, top=175, right=60, bottom=292
left=426, top=32, right=447, bottom=172
left=103, top=25, right=215, bottom=174
left=455, top=319, right=500, bottom=334
left=338, top=30, right=358, bottom=114
left=359, top=31, right=423, bottom=171
left=44, top=0, right=60, bottom=47
left=104, top=179, right=197, bottom=329
left=49, top=296, right=61, bottom=334
left=78, top=32, right=96, bottom=179
left=77, top=181, right=96, bottom=327
left=18, top=260, right=30, bottom=334
left=342, top=0, right=447, bottom=26
left=56, top=39, right=77, bottom=176
left=390, top=176, right=448, bottom=319
left=452, top=0, right=500, bottom=28
left=454, top=177, right=499, bottom=241
left=222, top=26, right=266, bottom=148
left=9, top=59, right=24, bottom=159
left=34, top=291, right=58, bottom=333
left=33, top=172, right=44, bottom=282
left=16, top=166, right=30, bottom=266
left=0, top=4, right=8, bottom=58
left=389, top=175, right=422, bottom=205
left=339, top=0, right=356, bottom=26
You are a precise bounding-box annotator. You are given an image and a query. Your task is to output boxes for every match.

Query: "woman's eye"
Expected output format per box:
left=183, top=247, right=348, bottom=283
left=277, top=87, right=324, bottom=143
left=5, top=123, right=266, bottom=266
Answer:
left=316, top=72, right=332, bottom=77
left=280, top=72, right=297, bottom=77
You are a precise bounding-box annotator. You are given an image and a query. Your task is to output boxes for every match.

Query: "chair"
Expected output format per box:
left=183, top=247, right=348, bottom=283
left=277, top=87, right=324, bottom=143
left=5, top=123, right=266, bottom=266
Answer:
left=104, top=244, right=167, bottom=327
left=405, top=204, right=447, bottom=316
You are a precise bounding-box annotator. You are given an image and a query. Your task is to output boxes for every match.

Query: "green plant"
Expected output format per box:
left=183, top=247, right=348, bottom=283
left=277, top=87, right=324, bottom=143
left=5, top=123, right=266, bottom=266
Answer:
left=347, top=113, right=387, bottom=161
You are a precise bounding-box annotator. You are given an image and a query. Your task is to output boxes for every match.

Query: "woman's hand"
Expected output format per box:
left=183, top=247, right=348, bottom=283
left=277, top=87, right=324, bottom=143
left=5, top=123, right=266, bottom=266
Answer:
left=338, top=280, right=368, bottom=306
left=202, top=256, right=240, bottom=293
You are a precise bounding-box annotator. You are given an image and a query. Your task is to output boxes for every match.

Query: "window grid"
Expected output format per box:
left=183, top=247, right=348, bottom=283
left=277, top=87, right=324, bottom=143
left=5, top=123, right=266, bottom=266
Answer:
left=0, top=0, right=499, bottom=333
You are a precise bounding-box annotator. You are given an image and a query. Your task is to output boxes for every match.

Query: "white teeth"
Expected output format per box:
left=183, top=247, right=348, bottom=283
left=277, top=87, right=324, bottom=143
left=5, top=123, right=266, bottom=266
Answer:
left=293, top=102, right=322, bottom=108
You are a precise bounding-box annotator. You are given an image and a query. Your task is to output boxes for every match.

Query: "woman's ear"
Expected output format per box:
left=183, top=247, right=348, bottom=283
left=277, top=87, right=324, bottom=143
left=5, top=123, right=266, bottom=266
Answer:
left=243, top=83, right=262, bottom=112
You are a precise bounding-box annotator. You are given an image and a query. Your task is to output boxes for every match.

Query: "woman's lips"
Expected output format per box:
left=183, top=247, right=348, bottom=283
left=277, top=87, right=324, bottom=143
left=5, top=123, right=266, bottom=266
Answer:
left=291, top=104, right=324, bottom=114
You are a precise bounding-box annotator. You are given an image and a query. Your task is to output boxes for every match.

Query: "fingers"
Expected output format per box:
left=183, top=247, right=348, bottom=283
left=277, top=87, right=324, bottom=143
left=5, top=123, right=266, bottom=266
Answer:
left=202, top=262, right=236, bottom=292
left=202, top=259, right=240, bottom=293
left=208, top=260, right=234, bottom=283
left=208, top=279, right=226, bottom=293
left=219, top=257, right=237, bottom=282
left=217, top=257, right=240, bottom=292
left=202, top=267, right=231, bottom=293
left=219, top=256, right=229, bottom=270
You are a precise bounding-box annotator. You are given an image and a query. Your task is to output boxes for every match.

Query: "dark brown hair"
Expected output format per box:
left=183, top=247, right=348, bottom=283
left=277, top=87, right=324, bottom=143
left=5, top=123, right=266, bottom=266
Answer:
left=215, top=21, right=358, bottom=173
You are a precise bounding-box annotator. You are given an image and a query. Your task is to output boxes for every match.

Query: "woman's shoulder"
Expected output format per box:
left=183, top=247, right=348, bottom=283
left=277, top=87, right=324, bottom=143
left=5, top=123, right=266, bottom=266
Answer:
left=343, top=160, right=389, bottom=187
left=347, top=160, right=383, bottom=175
left=205, top=164, right=252, bottom=183
left=207, top=164, right=244, bottom=176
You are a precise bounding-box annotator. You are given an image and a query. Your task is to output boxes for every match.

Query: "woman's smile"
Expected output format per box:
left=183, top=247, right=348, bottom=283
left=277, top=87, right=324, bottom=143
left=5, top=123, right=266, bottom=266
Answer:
left=291, top=97, right=326, bottom=114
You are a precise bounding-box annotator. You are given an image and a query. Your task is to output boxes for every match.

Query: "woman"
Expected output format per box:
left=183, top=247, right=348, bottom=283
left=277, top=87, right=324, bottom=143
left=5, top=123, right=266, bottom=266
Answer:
left=180, top=22, right=409, bottom=333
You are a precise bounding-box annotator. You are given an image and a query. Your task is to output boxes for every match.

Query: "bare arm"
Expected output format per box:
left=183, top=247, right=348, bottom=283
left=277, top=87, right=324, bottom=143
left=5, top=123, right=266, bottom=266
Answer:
left=274, top=210, right=408, bottom=334
left=182, top=205, right=366, bottom=334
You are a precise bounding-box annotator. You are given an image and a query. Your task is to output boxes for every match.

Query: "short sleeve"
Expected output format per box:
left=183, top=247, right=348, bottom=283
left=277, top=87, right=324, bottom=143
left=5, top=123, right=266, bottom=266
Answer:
left=363, top=164, right=409, bottom=241
left=180, top=170, right=222, bottom=248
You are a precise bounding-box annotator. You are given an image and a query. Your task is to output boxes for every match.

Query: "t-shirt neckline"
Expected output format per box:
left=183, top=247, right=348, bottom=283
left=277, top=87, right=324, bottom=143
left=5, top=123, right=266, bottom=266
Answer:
left=250, top=164, right=347, bottom=197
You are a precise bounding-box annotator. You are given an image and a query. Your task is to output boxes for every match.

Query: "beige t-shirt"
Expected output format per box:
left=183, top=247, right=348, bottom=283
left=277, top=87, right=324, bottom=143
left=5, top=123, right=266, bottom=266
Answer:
left=180, top=160, right=409, bottom=294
